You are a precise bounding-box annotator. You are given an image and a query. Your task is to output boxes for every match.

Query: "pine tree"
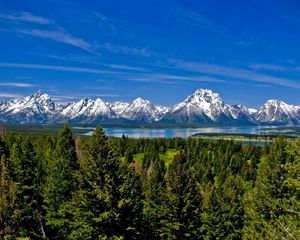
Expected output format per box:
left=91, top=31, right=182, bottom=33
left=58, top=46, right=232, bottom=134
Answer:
left=142, top=144, right=159, bottom=170
left=282, top=139, right=300, bottom=238
left=9, top=138, right=45, bottom=238
left=0, top=155, right=17, bottom=238
left=144, top=157, right=167, bottom=238
left=43, top=125, right=78, bottom=237
left=164, top=151, right=202, bottom=239
left=201, top=175, right=245, bottom=240
left=0, top=137, right=8, bottom=157
left=65, top=126, right=124, bottom=239
left=243, top=138, right=299, bottom=239
left=124, top=146, right=134, bottom=163
left=118, top=163, right=145, bottom=239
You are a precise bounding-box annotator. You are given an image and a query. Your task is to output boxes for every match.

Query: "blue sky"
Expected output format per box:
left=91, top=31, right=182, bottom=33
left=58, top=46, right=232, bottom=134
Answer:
left=1, top=0, right=300, bottom=107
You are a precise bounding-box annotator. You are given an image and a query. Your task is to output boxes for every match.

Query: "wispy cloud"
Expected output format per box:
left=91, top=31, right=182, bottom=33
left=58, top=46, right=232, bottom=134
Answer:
left=0, top=11, right=53, bottom=24
left=17, top=29, right=94, bottom=52
left=161, top=1, right=227, bottom=39
left=174, top=60, right=300, bottom=89
left=0, top=63, right=122, bottom=75
left=98, top=43, right=152, bottom=57
left=0, top=11, right=96, bottom=54
left=84, top=86, right=113, bottom=90
left=16, top=76, right=34, bottom=79
left=45, top=54, right=102, bottom=64
left=172, top=5, right=223, bottom=34
left=45, top=54, right=147, bottom=71
left=0, top=93, right=24, bottom=98
left=0, top=82, right=35, bottom=88
left=105, top=64, right=147, bottom=71
left=119, top=72, right=225, bottom=85
left=1, top=11, right=152, bottom=57
left=249, top=63, right=290, bottom=71
left=93, top=94, right=119, bottom=97
left=93, top=12, right=116, bottom=35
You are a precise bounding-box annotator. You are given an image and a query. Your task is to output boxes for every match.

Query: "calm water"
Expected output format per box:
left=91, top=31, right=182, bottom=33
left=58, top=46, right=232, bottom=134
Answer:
left=72, top=126, right=297, bottom=138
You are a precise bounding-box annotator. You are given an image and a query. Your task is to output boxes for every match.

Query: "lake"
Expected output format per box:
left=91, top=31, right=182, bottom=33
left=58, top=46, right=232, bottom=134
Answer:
left=72, top=126, right=300, bottom=138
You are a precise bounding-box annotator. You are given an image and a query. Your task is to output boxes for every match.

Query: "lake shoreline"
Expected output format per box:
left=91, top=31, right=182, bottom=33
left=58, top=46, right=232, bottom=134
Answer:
left=6, top=124, right=300, bottom=139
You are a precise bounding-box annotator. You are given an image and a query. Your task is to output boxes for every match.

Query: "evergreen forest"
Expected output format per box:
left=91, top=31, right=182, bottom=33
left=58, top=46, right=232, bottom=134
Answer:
left=0, top=125, right=299, bottom=239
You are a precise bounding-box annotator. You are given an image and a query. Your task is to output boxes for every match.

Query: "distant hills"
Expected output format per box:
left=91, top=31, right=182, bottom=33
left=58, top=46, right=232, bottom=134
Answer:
left=1, top=89, right=300, bottom=125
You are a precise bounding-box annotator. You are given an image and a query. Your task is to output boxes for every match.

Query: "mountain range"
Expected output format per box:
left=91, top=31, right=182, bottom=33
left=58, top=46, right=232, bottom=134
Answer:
left=1, top=89, right=300, bottom=125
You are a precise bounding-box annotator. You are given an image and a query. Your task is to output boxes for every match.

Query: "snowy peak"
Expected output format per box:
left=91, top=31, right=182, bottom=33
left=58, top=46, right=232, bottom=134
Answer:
left=256, top=99, right=300, bottom=123
left=60, top=97, right=115, bottom=122
left=170, top=88, right=231, bottom=122
left=1, top=89, right=300, bottom=125
left=121, top=97, right=163, bottom=122
left=132, top=97, right=150, bottom=105
left=182, top=89, right=223, bottom=106
left=109, top=101, right=130, bottom=115
left=28, top=90, right=51, bottom=101
left=230, top=104, right=250, bottom=118
left=193, top=88, right=221, bottom=100
left=156, top=106, right=170, bottom=115
left=0, top=91, right=58, bottom=123
left=229, top=104, right=256, bottom=123
left=22, top=91, right=56, bottom=111
left=109, top=98, right=168, bottom=122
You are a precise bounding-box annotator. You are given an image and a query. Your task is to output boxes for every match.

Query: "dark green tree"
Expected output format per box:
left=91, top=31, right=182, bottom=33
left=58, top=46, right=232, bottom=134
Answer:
left=0, top=137, right=8, bottom=157
left=142, top=144, right=159, bottom=171
left=243, top=138, right=299, bottom=239
left=144, top=157, right=167, bottom=238
left=43, top=125, right=78, bottom=237
left=0, top=155, right=17, bottom=239
left=10, top=138, right=46, bottom=238
left=201, top=175, right=245, bottom=240
left=66, top=126, right=131, bottom=239
left=117, top=163, right=145, bottom=239
left=124, top=146, right=134, bottom=164
left=164, top=151, right=202, bottom=239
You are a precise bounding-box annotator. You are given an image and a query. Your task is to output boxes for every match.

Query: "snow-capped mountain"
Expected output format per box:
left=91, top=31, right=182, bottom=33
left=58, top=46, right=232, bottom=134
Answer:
left=255, top=100, right=300, bottom=124
left=1, top=89, right=300, bottom=125
left=109, top=101, right=130, bottom=115
left=161, top=89, right=299, bottom=125
left=229, top=104, right=256, bottom=124
left=0, top=91, right=59, bottom=123
left=59, top=98, right=116, bottom=123
left=120, top=97, right=166, bottom=122
left=156, top=106, right=170, bottom=118
left=162, top=89, right=234, bottom=124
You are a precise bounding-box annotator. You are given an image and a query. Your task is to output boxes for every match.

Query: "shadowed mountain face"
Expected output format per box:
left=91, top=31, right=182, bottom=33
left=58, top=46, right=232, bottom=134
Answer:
left=1, top=89, right=300, bottom=125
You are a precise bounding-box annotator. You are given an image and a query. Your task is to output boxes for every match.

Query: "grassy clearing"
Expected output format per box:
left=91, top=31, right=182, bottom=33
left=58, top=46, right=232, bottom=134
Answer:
left=133, top=149, right=178, bottom=166
left=133, top=153, right=144, bottom=164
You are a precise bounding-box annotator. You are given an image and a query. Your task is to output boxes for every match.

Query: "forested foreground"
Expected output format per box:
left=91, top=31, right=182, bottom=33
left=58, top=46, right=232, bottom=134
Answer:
left=0, top=126, right=299, bottom=240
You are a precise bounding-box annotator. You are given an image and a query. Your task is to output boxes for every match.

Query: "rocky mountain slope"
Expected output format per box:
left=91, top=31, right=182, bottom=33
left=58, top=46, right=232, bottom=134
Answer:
left=0, top=89, right=299, bottom=125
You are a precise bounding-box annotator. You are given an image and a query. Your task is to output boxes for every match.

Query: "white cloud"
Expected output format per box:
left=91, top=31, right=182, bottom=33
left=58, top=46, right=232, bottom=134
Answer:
left=0, top=63, right=121, bottom=75
left=249, top=63, right=289, bottom=71
left=0, top=93, right=24, bottom=98
left=17, top=29, right=93, bottom=52
left=98, top=43, right=152, bottom=57
left=174, top=60, right=300, bottom=89
left=105, top=64, right=147, bottom=71
left=0, top=11, right=96, bottom=54
left=118, top=72, right=225, bottom=84
left=0, top=82, right=35, bottom=88
left=0, top=12, right=53, bottom=24
left=16, top=76, right=34, bottom=79
left=45, top=54, right=147, bottom=71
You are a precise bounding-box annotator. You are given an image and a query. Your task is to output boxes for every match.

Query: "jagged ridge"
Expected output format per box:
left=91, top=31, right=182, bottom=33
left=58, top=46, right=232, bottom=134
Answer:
left=0, top=89, right=300, bottom=125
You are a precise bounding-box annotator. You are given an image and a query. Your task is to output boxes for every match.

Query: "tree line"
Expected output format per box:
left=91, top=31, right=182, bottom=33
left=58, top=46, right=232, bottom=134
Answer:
left=0, top=125, right=299, bottom=239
